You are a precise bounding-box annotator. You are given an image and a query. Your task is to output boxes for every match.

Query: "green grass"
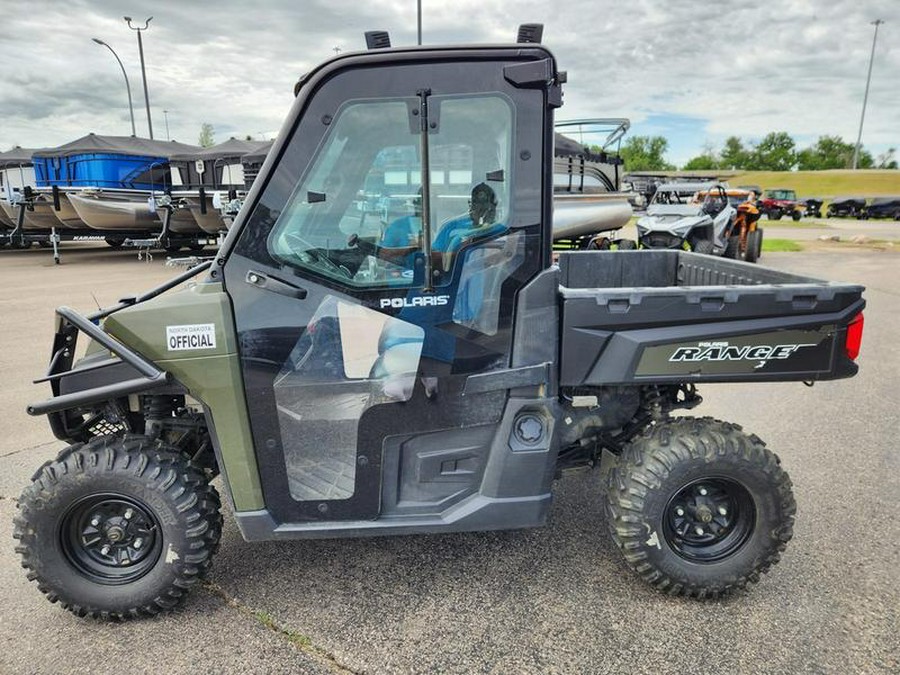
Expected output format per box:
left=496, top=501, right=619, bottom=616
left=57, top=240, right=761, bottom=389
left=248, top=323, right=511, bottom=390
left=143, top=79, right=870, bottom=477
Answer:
left=732, top=170, right=900, bottom=200
left=762, top=238, right=803, bottom=252
left=254, top=611, right=313, bottom=649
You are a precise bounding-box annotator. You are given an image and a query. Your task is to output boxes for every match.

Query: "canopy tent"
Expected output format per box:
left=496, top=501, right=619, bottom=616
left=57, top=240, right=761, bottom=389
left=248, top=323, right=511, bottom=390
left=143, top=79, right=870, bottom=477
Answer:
left=170, top=138, right=270, bottom=188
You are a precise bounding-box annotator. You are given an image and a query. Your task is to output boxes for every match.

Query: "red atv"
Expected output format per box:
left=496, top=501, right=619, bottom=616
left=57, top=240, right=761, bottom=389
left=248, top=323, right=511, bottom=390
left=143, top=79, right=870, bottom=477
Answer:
left=759, top=188, right=803, bottom=221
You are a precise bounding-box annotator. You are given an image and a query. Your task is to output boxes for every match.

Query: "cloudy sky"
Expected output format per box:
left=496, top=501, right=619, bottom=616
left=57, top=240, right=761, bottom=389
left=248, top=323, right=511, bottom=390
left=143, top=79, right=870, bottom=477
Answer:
left=0, top=0, right=897, bottom=166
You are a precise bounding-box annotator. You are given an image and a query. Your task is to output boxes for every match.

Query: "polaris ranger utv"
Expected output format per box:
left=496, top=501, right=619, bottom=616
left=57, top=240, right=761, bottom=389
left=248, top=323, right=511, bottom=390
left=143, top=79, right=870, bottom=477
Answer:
left=15, top=27, right=866, bottom=619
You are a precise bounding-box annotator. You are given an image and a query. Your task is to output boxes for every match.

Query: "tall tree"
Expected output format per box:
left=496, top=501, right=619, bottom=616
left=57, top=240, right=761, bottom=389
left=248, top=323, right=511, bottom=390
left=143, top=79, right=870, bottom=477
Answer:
left=796, top=135, right=856, bottom=170
left=683, top=142, right=719, bottom=170
left=876, top=148, right=897, bottom=169
left=749, top=132, right=796, bottom=171
left=620, top=136, right=675, bottom=171
left=198, top=123, right=215, bottom=148
left=719, top=136, right=747, bottom=170
left=682, top=153, right=718, bottom=170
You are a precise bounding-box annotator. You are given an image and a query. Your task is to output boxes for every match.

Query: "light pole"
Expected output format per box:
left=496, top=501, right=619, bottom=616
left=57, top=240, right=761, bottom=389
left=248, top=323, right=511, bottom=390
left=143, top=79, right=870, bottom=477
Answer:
left=124, top=16, right=154, bottom=139
left=417, top=0, right=422, bottom=45
left=852, top=19, right=884, bottom=170
left=92, top=38, right=136, bottom=136
left=163, top=109, right=170, bottom=140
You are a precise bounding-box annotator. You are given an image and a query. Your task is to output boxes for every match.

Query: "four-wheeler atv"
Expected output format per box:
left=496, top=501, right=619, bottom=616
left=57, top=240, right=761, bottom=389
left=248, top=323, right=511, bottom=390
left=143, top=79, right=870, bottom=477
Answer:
left=759, top=188, right=803, bottom=221
left=15, top=27, right=867, bottom=620
left=634, top=182, right=736, bottom=254
left=728, top=191, right=764, bottom=262
left=826, top=197, right=866, bottom=219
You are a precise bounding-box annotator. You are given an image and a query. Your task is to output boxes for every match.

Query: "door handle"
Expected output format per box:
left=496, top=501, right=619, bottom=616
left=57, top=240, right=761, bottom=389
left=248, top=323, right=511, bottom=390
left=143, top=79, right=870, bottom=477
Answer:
left=245, top=270, right=308, bottom=299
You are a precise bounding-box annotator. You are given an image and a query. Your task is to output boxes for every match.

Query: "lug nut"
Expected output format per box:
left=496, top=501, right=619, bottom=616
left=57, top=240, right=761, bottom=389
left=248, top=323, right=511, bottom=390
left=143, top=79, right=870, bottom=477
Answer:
left=124, top=508, right=134, bottom=520
left=90, top=517, right=100, bottom=527
left=718, top=506, right=728, bottom=516
left=675, top=507, right=685, bottom=516
left=100, top=545, right=111, bottom=556
left=698, top=487, right=708, bottom=496
left=133, top=538, right=143, bottom=550
left=694, top=526, right=704, bottom=536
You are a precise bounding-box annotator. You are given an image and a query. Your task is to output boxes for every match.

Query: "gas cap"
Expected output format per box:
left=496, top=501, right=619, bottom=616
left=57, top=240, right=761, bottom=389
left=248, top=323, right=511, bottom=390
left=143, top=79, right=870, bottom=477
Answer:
left=515, top=414, right=544, bottom=445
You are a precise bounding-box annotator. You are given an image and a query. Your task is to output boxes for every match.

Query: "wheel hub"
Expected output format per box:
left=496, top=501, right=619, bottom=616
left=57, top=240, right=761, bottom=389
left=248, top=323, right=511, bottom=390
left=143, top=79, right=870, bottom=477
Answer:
left=61, top=494, right=162, bottom=584
left=663, top=478, right=756, bottom=563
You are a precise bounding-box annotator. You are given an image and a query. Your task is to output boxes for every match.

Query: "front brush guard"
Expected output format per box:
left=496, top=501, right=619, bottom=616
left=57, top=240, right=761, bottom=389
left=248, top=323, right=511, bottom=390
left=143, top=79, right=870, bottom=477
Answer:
left=27, top=261, right=213, bottom=420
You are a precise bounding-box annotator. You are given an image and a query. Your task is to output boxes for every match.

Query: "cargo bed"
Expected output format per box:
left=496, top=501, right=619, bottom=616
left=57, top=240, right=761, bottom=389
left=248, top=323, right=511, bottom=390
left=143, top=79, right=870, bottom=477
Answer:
left=558, top=251, right=865, bottom=386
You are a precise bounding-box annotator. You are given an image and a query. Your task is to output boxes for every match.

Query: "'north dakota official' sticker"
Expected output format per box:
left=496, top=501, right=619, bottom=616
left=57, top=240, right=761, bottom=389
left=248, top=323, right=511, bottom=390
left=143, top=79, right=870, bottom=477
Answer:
left=166, top=324, right=217, bottom=351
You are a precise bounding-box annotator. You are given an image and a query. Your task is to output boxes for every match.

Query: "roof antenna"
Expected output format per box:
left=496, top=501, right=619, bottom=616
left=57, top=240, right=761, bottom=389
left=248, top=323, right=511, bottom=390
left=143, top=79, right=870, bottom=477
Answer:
left=364, top=31, right=391, bottom=49
left=516, top=24, right=543, bottom=43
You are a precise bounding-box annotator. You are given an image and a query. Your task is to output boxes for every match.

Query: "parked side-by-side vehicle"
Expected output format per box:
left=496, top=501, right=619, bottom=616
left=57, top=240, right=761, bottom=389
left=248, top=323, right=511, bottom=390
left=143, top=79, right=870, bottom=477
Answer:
left=14, top=28, right=866, bottom=620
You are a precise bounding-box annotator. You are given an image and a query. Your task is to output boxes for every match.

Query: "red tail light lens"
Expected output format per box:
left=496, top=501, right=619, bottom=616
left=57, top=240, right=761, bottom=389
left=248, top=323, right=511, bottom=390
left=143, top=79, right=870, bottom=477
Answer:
left=845, top=312, right=864, bottom=361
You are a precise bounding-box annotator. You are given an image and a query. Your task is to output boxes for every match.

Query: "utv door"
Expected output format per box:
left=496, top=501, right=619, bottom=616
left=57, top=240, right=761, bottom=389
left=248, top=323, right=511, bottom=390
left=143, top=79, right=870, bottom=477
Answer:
left=222, top=50, right=550, bottom=524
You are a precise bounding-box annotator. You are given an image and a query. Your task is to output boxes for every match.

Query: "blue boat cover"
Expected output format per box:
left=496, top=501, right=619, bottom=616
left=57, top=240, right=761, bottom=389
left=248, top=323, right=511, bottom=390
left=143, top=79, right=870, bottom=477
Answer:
left=32, top=134, right=200, bottom=190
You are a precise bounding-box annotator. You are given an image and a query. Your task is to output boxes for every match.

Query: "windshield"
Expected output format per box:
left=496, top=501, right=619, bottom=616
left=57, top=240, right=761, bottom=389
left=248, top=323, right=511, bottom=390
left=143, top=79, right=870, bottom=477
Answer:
left=651, top=189, right=693, bottom=206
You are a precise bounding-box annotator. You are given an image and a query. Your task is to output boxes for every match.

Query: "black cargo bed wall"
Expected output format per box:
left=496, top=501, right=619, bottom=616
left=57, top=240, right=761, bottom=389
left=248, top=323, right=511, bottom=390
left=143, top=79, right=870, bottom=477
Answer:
left=557, top=251, right=818, bottom=290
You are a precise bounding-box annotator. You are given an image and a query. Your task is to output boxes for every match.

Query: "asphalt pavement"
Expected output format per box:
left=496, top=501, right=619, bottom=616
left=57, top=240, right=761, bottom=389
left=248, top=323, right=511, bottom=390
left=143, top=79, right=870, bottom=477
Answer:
left=0, top=241, right=897, bottom=674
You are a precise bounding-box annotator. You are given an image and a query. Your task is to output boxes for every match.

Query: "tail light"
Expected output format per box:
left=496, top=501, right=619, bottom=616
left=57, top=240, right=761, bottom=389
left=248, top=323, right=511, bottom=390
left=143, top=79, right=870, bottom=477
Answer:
left=845, top=312, right=864, bottom=361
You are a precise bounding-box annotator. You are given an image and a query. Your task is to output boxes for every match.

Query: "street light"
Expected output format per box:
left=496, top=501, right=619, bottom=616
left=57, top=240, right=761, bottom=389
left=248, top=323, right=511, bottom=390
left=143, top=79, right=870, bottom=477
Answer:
left=852, top=19, right=884, bottom=170
left=92, top=39, right=136, bottom=136
left=124, top=16, right=154, bottom=139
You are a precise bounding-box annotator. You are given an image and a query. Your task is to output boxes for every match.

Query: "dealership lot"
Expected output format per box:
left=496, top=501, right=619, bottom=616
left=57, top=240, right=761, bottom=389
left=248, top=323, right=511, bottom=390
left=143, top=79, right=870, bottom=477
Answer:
left=0, top=244, right=897, bottom=674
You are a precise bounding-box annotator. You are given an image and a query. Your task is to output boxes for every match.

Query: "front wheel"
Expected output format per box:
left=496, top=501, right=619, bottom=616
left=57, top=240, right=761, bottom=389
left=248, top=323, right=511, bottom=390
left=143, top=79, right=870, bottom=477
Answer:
left=724, top=236, right=741, bottom=259
left=603, top=417, right=795, bottom=598
left=691, top=239, right=714, bottom=255
left=791, top=210, right=801, bottom=221
left=14, top=435, right=222, bottom=620
left=745, top=228, right=762, bottom=263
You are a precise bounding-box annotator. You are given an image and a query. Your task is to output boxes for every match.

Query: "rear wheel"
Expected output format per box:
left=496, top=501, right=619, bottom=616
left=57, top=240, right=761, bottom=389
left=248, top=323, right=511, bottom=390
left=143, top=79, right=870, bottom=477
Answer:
left=603, top=417, right=795, bottom=598
left=826, top=207, right=834, bottom=218
left=14, top=434, right=222, bottom=620
left=616, top=239, right=637, bottom=250
left=769, top=208, right=783, bottom=221
left=105, top=237, right=125, bottom=250
left=791, top=210, right=801, bottom=221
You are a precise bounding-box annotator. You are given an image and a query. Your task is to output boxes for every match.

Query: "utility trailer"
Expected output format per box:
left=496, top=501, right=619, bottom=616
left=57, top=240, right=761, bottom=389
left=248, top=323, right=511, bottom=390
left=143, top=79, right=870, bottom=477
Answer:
left=15, top=26, right=865, bottom=619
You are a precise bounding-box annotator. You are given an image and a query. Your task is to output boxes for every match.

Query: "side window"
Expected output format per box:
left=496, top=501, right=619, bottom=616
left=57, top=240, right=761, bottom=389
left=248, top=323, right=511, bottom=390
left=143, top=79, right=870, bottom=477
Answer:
left=267, top=94, right=514, bottom=289
left=268, top=99, right=421, bottom=287
left=427, top=96, right=513, bottom=281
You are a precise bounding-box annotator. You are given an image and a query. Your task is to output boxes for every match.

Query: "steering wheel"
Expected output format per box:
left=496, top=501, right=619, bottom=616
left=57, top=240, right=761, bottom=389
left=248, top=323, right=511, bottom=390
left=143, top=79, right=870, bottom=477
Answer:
left=285, top=231, right=352, bottom=279
left=347, top=233, right=379, bottom=256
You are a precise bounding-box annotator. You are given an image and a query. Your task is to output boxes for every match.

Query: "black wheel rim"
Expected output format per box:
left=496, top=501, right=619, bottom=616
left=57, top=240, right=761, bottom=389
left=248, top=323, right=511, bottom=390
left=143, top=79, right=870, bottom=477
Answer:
left=60, top=493, right=163, bottom=585
left=662, top=478, right=755, bottom=564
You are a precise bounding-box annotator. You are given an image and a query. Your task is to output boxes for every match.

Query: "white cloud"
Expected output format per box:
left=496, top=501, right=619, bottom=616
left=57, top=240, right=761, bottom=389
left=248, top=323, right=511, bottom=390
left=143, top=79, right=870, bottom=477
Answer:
left=0, top=0, right=896, bottom=166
